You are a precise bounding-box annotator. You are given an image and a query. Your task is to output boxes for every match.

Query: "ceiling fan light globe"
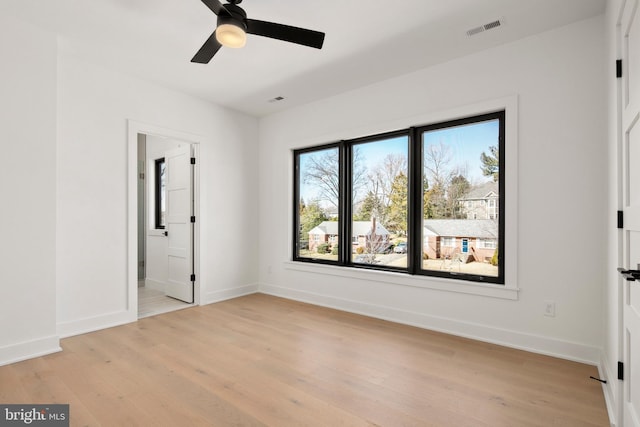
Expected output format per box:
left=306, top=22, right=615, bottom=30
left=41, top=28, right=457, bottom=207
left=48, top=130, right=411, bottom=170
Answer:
left=216, top=23, right=247, bottom=48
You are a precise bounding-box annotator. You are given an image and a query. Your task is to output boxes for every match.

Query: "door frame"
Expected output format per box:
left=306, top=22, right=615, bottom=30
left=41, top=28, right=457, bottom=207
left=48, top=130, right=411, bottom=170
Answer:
left=127, top=120, right=201, bottom=320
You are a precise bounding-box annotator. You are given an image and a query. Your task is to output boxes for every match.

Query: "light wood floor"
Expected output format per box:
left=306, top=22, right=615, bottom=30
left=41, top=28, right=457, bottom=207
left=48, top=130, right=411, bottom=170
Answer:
left=0, top=294, right=609, bottom=426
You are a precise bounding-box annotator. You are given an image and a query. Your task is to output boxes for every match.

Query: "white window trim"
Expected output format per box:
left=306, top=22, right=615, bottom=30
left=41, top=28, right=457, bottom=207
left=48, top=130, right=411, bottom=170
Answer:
left=284, top=260, right=518, bottom=300
left=289, top=95, right=519, bottom=300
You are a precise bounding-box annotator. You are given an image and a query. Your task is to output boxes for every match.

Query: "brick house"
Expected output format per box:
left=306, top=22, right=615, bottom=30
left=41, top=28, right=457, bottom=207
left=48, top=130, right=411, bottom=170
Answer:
left=423, top=219, right=498, bottom=263
left=308, top=220, right=390, bottom=253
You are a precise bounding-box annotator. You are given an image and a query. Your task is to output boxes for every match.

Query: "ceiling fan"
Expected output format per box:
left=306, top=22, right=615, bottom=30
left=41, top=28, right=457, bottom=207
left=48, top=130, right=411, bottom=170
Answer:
left=191, top=0, right=326, bottom=64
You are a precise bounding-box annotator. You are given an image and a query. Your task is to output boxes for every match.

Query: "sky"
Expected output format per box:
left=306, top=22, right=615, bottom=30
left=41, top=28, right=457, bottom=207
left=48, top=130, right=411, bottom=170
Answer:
left=299, top=118, right=499, bottom=205
left=422, top=118, right=499, bottom=184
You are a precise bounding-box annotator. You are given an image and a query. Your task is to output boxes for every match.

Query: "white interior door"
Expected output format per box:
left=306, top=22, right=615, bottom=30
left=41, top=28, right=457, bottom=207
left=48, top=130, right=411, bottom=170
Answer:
left=620, top=0, right=640, bottom=425
left=164, top=145, right=194, bottom=303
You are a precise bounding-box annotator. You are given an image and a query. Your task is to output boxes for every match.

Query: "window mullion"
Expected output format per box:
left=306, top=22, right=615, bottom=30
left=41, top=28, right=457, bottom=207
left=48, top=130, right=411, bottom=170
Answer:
left=408, top=127, right=421, bottom=274
left=340, top=141, right=351, bottom=265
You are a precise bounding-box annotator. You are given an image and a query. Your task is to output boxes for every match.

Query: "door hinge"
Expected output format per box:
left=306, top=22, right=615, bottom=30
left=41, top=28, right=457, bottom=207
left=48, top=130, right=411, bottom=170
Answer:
left=190, top=216, right=196, bottom=223
left=618, top=210, right=624, bottom=229
left=191, top=157, right=196, bottom=165
left=190, top=274, right=196, bottom=282
left=139, top=172, right=145, bottom=180
left=618, top=361, right=624, bottom=380
left=616, top=59, right=622, bottom=78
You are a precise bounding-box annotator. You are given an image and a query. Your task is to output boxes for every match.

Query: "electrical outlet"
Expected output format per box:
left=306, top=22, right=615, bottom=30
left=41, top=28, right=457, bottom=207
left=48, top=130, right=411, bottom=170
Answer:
left=544, top=300, right=556, bottom=317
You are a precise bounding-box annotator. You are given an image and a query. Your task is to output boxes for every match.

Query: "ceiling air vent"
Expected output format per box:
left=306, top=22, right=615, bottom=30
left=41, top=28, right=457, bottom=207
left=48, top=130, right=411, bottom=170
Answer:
left=466, top=18, right=503, bottom=37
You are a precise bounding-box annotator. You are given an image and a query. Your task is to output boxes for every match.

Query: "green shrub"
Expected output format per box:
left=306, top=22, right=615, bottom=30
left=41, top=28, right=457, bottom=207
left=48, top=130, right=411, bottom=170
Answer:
left=331, top=244, right=339, bottom=255
left=491, top=248, right=499, bottom=266
left=422, top=252, right=429, bottom=260
left=355, top=247, right=364, bottom=254
left=317, top=243, right=330, bottom=254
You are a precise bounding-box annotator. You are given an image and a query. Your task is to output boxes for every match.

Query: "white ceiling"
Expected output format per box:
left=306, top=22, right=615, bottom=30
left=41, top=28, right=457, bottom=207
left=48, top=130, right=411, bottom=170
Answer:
left=2, top=0, right=606, bottom=117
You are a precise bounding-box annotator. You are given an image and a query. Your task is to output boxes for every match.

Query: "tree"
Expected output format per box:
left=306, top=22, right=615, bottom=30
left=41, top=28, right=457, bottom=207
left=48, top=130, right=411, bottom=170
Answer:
left=423, top=142, right=452, bottom=219
left=387, top=172, right=408, bottom=235
left=424, top=141, right=452, bottom=189
left=302, top=147, right=367, bottom=209
left=423, top=142, right=473, bottom=219
left=302, top=150, right=340, bottom=209
left=422, top=177, right=434, bottom=219
left=447, top=174, right=471, bottom=218
left=299, top=200, right=327, bottom=237
left=369, top=154, right=407, bottom=207
left=354, top=191, right=385, bottom=221
left=480, top=145, right=499, bottom=182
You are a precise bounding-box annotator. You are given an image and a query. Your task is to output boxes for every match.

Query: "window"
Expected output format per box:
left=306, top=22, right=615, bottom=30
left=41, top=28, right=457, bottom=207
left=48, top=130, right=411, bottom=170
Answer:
left=441, top=237, right=456, bottom=247
left=351, top=133, right=408, bottom=267
left=155, top=158, right=166, bottom=229
left=419, top=113, right=503, bottom=282
left=478, top=238, right=497, bottom=249
left=293, top=111, right=505, bottom=284
left=294, top=145, right=340, bottom=261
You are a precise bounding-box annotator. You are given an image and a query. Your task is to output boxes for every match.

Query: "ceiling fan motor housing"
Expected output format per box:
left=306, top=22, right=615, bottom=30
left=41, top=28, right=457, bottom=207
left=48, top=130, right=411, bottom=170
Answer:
left=191, top=0, right=325, bottom=63
left=217, top=3, right=247, bottom=30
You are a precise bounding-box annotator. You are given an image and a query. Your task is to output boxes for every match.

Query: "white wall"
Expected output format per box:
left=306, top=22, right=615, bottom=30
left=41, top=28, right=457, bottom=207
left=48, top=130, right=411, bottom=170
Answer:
left=56, top=53, right=260, bottom=336
left=258, top=16, right=607, bottom=363
left=0, top=16, right=60, bottom=364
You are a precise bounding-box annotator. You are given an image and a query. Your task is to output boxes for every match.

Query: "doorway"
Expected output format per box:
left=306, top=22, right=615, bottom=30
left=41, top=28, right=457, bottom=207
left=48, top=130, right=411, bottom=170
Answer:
left=131, top=126, right=200, bottom=319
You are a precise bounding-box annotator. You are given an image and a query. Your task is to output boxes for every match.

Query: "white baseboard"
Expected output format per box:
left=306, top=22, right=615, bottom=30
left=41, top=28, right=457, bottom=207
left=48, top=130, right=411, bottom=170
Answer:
left=0, top=335, right=61, bottom=367
left=598, top=353, right=619, bottom=427
left=201, top=283, right=259, bottom=305
left=57, top=310, right=135, bottom=338
left=259, top=283, right=601, bottom=365
left=57, top=284, right=259, bottom=338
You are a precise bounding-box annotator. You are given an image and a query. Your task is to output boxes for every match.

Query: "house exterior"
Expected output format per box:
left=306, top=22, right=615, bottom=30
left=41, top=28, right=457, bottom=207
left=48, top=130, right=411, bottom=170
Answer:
left=423, top=219, right=498, bottom=263
left=308, top=220, right=390, bottom=252
left=458, top=181, right=499, bottom=220
left=307, top=221, right=340, bottom=252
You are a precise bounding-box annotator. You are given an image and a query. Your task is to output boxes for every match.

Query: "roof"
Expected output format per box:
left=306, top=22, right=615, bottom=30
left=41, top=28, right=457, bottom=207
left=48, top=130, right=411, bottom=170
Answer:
left=460, top=181, right=499, bottom=200
left=309, top=221, right=389, bottom=236
left=423, top=219, right=498, bottom=239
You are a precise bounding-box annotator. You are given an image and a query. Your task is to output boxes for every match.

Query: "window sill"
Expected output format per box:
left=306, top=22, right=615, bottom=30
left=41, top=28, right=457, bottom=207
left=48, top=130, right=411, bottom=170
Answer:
left=284, top=261, right=519, bottom=300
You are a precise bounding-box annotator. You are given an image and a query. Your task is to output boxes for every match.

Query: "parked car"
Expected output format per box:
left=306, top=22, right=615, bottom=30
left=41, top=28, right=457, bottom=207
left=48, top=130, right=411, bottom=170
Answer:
left=376, top=243, right=395, bottom=254
left=394, top=242, right=407, bottom=254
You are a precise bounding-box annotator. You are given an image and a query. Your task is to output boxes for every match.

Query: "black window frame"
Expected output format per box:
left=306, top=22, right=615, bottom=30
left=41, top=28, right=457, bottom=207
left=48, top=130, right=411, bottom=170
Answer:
left=293, top=110, right=505, bottom=285
left=293, top=142, right=343, bottom=264
left=154, top=157, right=166, bottom=230
left=412, top=112, right=505, bottom=284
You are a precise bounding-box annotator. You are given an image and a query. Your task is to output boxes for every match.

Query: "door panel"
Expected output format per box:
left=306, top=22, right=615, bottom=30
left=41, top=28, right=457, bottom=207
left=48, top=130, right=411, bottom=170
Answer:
left=621, top=0, right=640, bottom=425
left=165, top=145, right=194, bottom=303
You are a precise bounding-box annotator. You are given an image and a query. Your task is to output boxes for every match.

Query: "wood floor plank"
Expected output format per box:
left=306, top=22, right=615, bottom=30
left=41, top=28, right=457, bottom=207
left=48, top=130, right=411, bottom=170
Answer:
left=0, top=294, right=609, bottom=426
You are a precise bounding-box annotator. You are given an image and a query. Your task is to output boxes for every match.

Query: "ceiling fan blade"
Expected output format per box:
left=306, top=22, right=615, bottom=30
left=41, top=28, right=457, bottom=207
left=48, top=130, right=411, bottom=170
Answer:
left=191, top=30, right=223, bottom=64
left=200, top=0, right=230, bottom=16
left=246, top=19, right=325, bottom=49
